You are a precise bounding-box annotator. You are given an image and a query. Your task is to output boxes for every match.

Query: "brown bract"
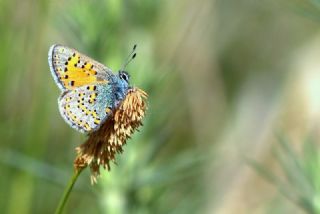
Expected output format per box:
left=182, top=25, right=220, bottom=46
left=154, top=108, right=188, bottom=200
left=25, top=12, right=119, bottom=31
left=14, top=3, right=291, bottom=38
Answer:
left=74, top=87, right=148, bottom=184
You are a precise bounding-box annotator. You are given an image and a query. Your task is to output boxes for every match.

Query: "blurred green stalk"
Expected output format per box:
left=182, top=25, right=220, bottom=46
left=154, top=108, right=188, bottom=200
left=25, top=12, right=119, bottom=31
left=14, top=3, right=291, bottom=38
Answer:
left=55, top=168, right=84, bottom=214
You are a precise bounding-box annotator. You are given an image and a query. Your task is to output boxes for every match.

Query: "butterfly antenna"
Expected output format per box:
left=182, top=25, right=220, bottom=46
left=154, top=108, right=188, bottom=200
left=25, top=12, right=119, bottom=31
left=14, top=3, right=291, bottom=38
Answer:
left=120, top=44, right=137, bottom=71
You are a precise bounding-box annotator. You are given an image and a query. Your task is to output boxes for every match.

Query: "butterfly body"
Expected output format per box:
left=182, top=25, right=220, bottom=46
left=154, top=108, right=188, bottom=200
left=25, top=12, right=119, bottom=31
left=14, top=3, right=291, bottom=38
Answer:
left=48, top=44, right=131, bottom=133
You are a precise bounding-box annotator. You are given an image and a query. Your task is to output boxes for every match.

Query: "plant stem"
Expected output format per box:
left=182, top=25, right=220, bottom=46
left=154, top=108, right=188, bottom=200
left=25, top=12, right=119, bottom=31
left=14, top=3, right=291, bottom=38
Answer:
left=55, top=168, right=84, bottom=214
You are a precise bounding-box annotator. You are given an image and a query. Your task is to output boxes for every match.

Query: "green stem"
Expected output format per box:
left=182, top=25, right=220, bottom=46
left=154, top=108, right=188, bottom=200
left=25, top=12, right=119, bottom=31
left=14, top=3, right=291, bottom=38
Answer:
left=55, top=168, right=84, bottom=214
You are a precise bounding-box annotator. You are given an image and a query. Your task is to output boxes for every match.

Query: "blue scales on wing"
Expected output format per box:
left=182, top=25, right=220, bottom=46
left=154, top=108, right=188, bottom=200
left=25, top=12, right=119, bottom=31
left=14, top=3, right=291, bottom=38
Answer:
left=58, top=83, right=115, bottom=133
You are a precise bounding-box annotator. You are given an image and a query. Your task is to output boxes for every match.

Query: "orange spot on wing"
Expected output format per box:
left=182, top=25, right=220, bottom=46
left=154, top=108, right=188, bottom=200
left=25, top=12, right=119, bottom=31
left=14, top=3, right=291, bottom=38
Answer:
left=61, top=53, right=107, bottom=89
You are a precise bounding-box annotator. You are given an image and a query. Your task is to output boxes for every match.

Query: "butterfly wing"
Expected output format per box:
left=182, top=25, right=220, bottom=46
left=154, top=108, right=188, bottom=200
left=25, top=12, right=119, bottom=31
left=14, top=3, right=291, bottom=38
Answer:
left=58, top=83, right=115, bottom=133
left=48, top=44, right=113, bottom=91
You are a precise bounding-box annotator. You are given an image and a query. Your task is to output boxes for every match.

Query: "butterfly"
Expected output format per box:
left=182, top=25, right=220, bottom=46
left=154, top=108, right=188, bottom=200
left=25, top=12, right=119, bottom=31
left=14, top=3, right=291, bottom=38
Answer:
left=48, top=44, right=136, bottom=133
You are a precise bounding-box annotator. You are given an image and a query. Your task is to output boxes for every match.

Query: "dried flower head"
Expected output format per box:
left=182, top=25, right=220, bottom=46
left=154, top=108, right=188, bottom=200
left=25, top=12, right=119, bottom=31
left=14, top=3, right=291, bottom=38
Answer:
left=74, top=87, right=148, bottom=184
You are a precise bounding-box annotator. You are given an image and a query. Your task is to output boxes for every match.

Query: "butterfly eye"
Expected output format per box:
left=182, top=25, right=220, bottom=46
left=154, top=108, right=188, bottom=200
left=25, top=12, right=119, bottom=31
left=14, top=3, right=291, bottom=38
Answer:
left=119, top=71, right=130, bottom=82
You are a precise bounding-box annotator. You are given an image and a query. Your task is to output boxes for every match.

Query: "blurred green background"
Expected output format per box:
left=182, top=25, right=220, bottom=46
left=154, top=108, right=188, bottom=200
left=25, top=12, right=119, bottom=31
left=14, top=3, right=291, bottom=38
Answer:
left=2, top=0, right=320, bottom=213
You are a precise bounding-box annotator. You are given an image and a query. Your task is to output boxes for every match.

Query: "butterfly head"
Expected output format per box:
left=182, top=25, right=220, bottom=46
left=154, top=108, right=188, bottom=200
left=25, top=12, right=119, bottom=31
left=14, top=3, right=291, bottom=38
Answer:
left=114, top=70, right=130, bottom=102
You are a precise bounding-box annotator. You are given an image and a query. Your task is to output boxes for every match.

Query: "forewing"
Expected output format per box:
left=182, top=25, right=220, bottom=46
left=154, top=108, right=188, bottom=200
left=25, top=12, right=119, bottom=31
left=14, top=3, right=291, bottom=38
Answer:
left=48, top=44, right=113, bottom=91
left=58, top=83, right=114, bottom=133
